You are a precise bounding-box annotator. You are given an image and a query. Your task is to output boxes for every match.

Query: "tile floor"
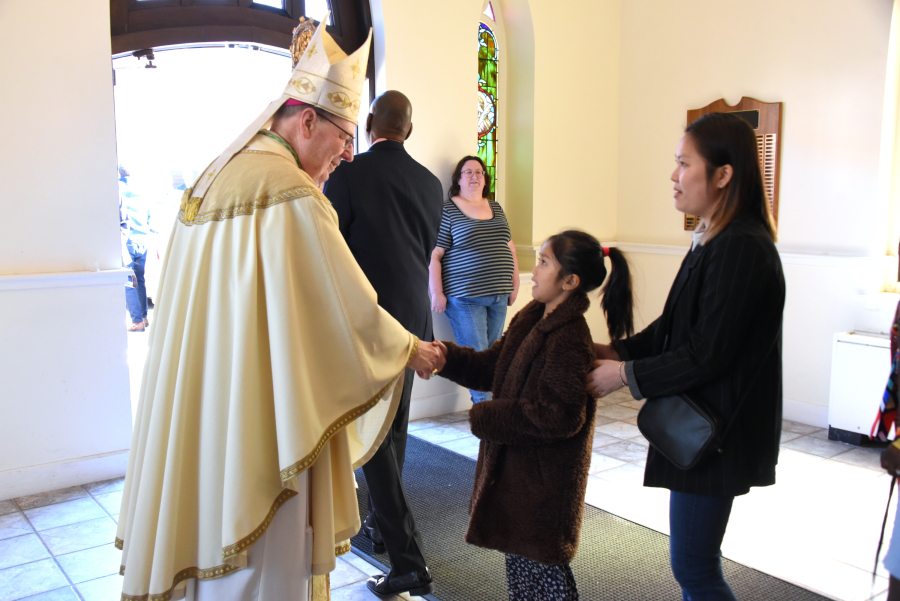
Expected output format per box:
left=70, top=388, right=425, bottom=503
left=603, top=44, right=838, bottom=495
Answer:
left=0, top=321, right=888, bottom=600
left=0, top=476, right=424, bottom=601
left=3, top=393, right=893, bottom=601
left=408, top=394, right=896, bottom=601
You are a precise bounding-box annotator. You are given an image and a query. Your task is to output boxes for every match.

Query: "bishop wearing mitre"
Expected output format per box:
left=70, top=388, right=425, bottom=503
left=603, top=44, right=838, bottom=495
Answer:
left=116, top=16, right=442, bottom=601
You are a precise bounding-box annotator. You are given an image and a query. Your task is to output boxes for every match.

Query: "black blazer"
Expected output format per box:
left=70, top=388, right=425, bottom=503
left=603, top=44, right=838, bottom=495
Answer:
left=323, top=140, right=443, bottom=341
left=616, top=217, right=785, bottom=497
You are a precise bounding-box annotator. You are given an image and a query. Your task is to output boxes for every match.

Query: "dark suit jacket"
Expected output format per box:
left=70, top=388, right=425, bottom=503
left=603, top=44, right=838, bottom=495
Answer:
left=323, top=140, right=443, bottom=341
left=616, top=216, right=785, bottom=497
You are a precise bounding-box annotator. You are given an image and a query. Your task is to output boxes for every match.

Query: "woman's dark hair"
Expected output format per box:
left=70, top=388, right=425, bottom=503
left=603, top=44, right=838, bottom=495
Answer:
left=448, top=155, right=492, bottom=200
left=684, top=112, right=777, bottom=242
left=546, top=230, right=634, bottom=341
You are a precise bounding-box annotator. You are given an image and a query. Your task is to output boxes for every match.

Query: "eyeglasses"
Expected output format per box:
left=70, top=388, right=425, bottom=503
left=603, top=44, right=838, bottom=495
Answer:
left=317, top=112, right=355, bottom=149
left=461, top=169, right=486, bottom=178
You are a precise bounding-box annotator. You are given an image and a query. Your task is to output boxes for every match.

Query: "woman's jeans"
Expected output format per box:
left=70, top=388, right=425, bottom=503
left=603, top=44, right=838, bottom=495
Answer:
left=669, top=491, right=737, bottom=601
left=444, top=294, right=509, bottom=403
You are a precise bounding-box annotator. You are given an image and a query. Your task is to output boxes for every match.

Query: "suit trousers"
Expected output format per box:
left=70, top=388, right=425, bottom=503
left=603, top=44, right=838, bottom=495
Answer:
left=361, top=368, right=428, bottom=574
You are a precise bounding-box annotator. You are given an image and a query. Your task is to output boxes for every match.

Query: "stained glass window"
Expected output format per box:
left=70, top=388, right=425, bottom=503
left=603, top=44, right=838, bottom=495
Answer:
left=478, top=22, right=498, bottom=200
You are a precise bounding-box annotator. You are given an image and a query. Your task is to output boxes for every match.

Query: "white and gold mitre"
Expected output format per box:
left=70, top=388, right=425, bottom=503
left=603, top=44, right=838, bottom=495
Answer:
left=285, top=17, right=370, bottom=123
left=181, top=13, right=371, bottom=218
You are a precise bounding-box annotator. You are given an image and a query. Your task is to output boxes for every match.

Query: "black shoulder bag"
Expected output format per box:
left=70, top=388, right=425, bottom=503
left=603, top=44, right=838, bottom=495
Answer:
left=636, top=341, right=775, bottom=470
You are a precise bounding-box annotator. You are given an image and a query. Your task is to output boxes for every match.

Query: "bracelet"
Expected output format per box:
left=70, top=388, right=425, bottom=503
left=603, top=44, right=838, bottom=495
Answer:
left=617, top=361, right=627, bottom=387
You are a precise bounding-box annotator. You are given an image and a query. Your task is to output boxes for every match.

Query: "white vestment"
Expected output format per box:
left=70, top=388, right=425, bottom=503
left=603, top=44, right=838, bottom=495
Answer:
left=117, top=133, right=413, bottom=601
left=186, top=472, right=310, bottom=601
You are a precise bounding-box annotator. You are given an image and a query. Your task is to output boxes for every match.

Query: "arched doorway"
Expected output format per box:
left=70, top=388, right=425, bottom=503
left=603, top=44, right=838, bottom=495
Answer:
left=110, top=0, right=371, bottom=57
left=111, top=0, right=373, bottom=411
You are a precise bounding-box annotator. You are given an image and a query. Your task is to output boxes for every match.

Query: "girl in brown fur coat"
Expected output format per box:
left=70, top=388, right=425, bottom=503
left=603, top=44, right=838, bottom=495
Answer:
left=435, top=230, right=634, bottom=601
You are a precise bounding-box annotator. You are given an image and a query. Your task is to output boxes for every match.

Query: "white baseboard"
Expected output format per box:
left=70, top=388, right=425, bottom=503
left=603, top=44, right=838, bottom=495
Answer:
left=0, top=450, right=129, bottom=500
left=0, top=268, right=132, bottom=292
left=783, top=398, right=828, bottom=428
left=409, top=391, right=471, bottom=421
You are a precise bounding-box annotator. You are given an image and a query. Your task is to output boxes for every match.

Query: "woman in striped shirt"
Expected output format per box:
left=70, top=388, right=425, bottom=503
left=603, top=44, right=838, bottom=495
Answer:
left=429, top=156, right=519, bottom=403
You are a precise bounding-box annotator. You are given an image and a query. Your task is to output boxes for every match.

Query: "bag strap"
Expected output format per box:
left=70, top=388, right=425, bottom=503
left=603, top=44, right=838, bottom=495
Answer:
left=661, top=332, right=778, bottom=447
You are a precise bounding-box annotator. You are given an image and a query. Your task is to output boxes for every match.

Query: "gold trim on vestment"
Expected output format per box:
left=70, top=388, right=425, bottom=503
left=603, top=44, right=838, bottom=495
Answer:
left=407, top=336, right=419, bottom=366
left=279, top=373, right=403, bottom=482
left=178, top=183, right=319, bottom=227
left=293, top=68, right=357, bottom=93
left=335, top=541, right=351, bottom=556
left=119, top=564, right=244, bottom=601
left=221, top=488, right=299, bottom=559
left=311, top=573, right=331, bottom=601
left=118, top=488, right=297, bottom=600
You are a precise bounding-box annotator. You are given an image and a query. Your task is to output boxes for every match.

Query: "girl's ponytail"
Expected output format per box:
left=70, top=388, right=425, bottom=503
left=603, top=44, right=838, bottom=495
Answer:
left=545, top=231, right=635, bottom=341
left=600, top=247, right=634, bottom=341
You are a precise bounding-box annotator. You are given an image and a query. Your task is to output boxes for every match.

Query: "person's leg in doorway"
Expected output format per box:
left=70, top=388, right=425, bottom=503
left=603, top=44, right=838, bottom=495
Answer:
left=362, top=368, right=433, bottom=596
left=126, top=239, right=148, bottom=331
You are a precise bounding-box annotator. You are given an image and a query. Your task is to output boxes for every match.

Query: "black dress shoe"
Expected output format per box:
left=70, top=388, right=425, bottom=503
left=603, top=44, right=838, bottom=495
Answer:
left=360, top=515, right=385, bottom=554
left=366, top=568, right=434, bottom=597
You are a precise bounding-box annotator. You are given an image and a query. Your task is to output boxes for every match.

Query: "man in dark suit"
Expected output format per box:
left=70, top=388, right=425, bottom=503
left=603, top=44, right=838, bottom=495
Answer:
left=323, top=90, right=443, bottom=598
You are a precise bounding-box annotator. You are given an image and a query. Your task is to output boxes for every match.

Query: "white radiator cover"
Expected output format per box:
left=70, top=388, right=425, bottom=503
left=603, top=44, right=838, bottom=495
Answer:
left=828, top=332, right=891, bottom=435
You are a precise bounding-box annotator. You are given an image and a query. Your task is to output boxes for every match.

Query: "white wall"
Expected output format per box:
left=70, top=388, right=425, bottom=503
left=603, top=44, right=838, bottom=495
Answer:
left=2, top=0, right=894, bottom=490
left=530, top=0, right=621, bottom=246
left=614, top=0, right=895, bottom=426
left=0, top=1, right=121, bottom=273
left=370, top=0, right=484, bottom=194
left=0, top=0, right=132, bottom=497
left=617, top=0, right=892, bottom=255
left=404, top=0, right=899, bottom=425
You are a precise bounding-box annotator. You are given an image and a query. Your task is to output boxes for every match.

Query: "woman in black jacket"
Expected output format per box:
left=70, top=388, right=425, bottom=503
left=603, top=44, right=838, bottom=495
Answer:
left=587, top=112, right=785, bottom=600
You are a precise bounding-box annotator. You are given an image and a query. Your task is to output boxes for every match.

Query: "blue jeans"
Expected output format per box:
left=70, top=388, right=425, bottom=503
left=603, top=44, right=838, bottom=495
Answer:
left=126, top=239, right=148, bottom=323
left=669, top=491, right=737, bottom=601
left=444, top=294, right=508, bottom=403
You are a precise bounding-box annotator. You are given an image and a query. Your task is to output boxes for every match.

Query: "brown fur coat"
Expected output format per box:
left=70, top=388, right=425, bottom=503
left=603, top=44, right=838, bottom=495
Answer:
left=439, top=293, right=596, bottom=565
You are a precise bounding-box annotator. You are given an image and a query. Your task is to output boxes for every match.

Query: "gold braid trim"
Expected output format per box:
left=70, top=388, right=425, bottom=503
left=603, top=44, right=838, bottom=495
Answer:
left=119, top=563, right=243, bottom=601
left=221, top=488, right=299, bottom=560
left=311, top=573, right=331, bottom=601
left=179, top=188, right=203, bottom=224
left=118, top=488, right=297, bottom=600
left=115, top=537, right=123, bottom=550
left=335, top=541, right=351, bottom=557
left=278, top=375, right=400, bottom=482
left=178, top=185, right=319, bottom=227
left=406, top=335, right=420, bottom=367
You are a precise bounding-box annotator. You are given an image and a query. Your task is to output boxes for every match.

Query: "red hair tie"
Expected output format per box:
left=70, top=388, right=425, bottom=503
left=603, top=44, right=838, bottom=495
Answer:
left=602, top=246, right=610, bottom=258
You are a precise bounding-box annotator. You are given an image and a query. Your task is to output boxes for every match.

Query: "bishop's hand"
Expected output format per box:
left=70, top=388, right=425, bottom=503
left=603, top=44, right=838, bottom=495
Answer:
left=409, top=340, right=444, bottom=379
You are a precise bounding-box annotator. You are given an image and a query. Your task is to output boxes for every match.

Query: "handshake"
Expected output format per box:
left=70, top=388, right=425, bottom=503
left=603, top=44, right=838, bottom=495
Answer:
left=408, top=340, right=448, bottom=380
